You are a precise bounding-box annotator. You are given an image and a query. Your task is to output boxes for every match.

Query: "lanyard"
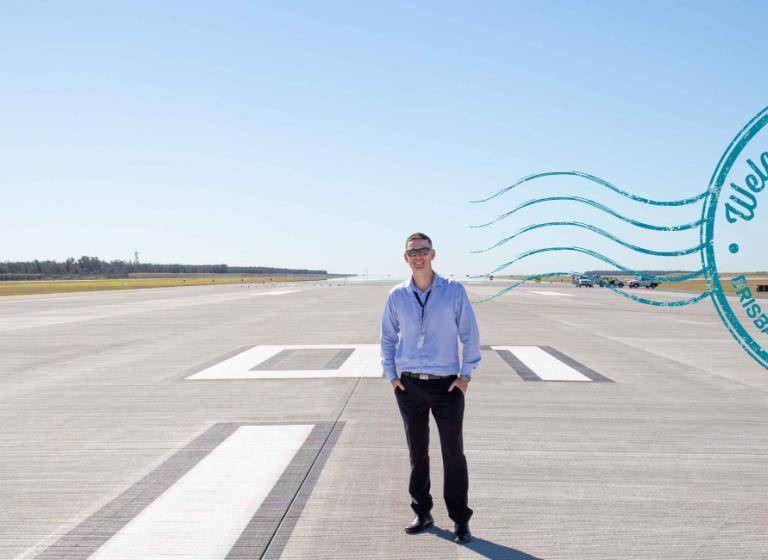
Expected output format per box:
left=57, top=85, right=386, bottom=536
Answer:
left=412, top=290, right=431, bottom=321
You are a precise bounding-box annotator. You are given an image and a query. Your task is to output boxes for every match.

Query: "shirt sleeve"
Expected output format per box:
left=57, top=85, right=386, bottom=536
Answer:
left=455, top=284, right=481, bottom=378
left=380, top=292, right=400, bottom=381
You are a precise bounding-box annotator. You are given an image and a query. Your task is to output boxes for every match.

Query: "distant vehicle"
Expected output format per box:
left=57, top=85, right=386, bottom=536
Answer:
left=572, top=275, right=594, bottom=287
left=599, top=276, right=625, bottom=288
left=628, top=277, right=659, bottom=289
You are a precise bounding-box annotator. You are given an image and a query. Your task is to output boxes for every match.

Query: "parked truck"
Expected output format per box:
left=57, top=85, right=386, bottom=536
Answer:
left=598, top=276, right=625, bottom=288
left=628, top=277, right=659, bottom=289
left=574, top=275, right=594, bottom=287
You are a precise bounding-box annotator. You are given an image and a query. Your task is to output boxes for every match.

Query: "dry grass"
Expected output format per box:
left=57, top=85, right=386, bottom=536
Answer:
left=656, top=278, right=768, bottom=298
left=0, top=275, right=334, bottom=297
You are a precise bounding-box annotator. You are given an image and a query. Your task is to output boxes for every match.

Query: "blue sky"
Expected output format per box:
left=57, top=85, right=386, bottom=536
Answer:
left=3, top=1, right=766, bottom=276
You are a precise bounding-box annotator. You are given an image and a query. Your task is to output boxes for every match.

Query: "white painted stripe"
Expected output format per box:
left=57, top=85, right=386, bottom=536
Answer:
left=187, top=344, right=382, bottom=379
left=527, top=291, right=572, bottom=297
left=87, top=424, right=313, bottom=560
left=492, top=346, right=592, bottom=381
left=250, top=289, right=301, bottom=296
left=0, top=289, right=309, bottom=332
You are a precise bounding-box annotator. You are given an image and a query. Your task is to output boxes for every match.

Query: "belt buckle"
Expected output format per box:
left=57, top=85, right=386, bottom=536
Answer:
left=418, top=374, right=429, bottom=380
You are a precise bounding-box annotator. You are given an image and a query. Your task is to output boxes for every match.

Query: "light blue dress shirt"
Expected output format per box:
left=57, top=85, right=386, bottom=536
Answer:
left=380, top=273, right=481, bottom=381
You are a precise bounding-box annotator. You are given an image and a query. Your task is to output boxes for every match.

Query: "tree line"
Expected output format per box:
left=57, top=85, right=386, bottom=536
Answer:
left=0, top=257, right=327, bottom=281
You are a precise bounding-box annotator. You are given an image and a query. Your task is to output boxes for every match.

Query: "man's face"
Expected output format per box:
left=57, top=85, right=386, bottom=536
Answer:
left=404, top=238, right=435, bottom=274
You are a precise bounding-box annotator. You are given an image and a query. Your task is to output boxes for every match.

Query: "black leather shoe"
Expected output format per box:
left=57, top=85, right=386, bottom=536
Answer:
left=404, top=512, right=434, bottom=534
left=454, top=522, right=472, bottom=544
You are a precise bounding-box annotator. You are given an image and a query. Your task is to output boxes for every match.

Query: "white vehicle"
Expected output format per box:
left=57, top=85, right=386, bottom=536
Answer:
left=628, top=277, right=659, bottom=289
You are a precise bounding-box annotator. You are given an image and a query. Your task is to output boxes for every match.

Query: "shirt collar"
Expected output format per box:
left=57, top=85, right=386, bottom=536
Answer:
left=408, top=272, right=444, bottom=294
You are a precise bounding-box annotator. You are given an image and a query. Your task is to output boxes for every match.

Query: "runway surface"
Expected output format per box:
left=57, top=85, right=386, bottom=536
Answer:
left=2, top=279, right=768, bottom=559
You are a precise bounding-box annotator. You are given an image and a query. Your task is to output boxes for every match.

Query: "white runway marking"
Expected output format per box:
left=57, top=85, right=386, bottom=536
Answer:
left=187, top=344, right=382, bottom=379
left=87, top=424, right=313, bottom=560
left=492, top=346, right=592, bottom=381
left=0, top=289, right=311, bottom=332
left=527, top=291, right=572, bottom=297
left=250, top=289, right=302, bottom=296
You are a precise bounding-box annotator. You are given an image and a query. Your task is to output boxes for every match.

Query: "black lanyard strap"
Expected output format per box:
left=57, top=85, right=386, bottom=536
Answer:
left=413, top=290, right=431, bottom=320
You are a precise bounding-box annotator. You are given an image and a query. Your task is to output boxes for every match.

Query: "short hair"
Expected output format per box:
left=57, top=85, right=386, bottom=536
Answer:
left=405, top=232, right=432, bottom=248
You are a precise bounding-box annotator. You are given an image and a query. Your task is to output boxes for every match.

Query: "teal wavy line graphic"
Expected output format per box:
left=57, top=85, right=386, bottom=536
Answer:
left=471, top=196, right=705, bottom=231
left=471, top=272, right=710, bottom=307
left=481, top=246, right=706, bottom=282
left=470, top=108, right=768, bottom=371
left=472, top=222, right=705, bottom=257
left=471, top=171, right=710, bottom=206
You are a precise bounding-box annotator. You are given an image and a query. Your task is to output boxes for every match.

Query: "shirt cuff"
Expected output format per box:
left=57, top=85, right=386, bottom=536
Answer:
left=384, top=368, right=398, bottom=381
left=459, top=364, right=475, bottom=379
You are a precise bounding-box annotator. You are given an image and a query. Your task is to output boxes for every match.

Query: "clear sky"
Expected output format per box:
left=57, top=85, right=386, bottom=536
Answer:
left=3, top=1, right=767, bottom=277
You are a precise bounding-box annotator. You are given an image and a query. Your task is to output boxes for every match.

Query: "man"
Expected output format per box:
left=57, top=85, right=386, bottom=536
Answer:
left=380, top=232, right=481, bottom=544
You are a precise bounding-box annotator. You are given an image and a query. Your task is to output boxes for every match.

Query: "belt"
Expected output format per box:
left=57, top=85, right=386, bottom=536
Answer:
left=401, top=371, right=455, bottom=381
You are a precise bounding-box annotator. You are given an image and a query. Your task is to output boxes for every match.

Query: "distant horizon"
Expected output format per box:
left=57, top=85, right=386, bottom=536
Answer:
left=3, top=256, right=767, bottom=280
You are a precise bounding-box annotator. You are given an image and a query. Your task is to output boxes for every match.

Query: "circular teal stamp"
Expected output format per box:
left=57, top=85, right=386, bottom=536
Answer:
left=703, top=106, right=768, bottom=371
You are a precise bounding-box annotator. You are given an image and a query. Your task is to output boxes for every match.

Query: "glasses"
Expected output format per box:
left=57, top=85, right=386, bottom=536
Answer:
left=406, top=247, right=432, bottom=257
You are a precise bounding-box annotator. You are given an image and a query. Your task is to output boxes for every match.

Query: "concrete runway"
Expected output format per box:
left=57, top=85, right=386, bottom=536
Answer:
left=2, top=279, right=768, bottom=559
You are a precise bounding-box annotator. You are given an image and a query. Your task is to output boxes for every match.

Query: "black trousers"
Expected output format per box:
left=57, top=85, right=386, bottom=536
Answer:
left=394, top=374, right=473, bottom=524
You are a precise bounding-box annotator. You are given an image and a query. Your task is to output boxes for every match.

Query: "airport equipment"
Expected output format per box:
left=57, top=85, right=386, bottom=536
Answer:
left=628, top=278, right=659, bottom=289
left=598, top=276, right=625, bottom=288
left=577, top=277, right=594, bottom=287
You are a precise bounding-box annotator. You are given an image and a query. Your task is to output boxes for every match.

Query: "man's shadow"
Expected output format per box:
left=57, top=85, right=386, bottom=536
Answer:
left=426, top=526, right=543, bottom=560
